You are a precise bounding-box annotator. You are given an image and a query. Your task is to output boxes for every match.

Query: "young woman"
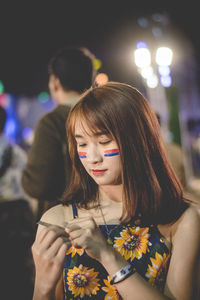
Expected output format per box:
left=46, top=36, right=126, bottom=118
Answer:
left=32, top=82, right=200, bottom=300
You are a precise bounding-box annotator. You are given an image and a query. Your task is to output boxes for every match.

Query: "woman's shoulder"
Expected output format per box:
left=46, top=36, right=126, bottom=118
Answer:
left=172, top=205, right=200, bottom=243
left=158, top=205, right=200, bottom=246
left=177, top=204, right=199, bottom=228
left=40, top=203, right=74, bottom=226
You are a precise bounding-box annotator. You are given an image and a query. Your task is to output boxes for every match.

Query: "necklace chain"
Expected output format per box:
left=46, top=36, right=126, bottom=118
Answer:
left=98, top=204, right=120, bottom=237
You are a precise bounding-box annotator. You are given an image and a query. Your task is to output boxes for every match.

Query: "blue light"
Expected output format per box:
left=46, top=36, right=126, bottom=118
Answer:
left=160, top=75, right=172, bottom=88
left=4, top=118, right=17, bottom=140
left=22, top=127, right=33, bottom=140
left=158, top=65, right=171, bottom=76
left=136, top=41, right=148, bottom=49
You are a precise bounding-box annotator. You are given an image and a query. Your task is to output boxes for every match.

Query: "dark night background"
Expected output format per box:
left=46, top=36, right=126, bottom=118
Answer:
left=1, top=0, right=200, bottom=97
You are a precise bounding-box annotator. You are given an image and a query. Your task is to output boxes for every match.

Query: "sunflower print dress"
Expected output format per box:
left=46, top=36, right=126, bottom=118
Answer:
left=63, top=204, right=171, bottom=299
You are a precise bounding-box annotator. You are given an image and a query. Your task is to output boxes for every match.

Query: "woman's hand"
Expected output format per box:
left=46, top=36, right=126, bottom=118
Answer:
left=66, top=216, right=111, bottom=262
left=32, top=225, right=71, bottom=295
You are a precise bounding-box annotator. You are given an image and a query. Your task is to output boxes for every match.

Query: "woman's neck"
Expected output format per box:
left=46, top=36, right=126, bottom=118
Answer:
left=78, top=185, right=123, bottom=225
left=99, top=185, right=123, bottom=204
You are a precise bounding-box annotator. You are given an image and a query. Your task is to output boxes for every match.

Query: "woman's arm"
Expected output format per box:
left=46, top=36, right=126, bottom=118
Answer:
left=66, top=206, right=200, bottom=300
left=32, top=225, right=69, bottom=300
left=164, top=205, right=200, bottom=299
left=32, top=205, right=71, bottom=300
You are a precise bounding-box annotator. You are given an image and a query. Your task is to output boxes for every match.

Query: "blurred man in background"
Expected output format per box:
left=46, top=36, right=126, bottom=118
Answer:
left=22, top=46, right=97, bottom=219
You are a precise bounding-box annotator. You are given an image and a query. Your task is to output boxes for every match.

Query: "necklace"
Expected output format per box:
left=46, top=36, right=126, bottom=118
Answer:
left=98, top=204, right=121, bottom=238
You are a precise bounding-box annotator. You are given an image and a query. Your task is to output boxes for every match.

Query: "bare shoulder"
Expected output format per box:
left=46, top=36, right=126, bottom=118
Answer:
left=164, top=205, right=200, bottom=299
left=177, top=205, right=200, bottom=228
left=173, top=205, right=200, bottom=243
left=40, top=204, right=73, bottom=227
left=158, top=205, right=200, bottom=244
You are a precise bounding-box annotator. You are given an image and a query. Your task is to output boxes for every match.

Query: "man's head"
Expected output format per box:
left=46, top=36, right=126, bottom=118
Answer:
left=48, top=46, right=96, bottom=102
left=0, top=106, right=7, bottom=134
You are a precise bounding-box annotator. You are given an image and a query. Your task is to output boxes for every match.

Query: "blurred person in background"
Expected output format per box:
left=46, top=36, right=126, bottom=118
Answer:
left=0, top=105, right=35, bottom=299
left=156, top=113, right=200, bottom=211
left=0, top=199, right=35, bottom=300
left=22, top=46, right=97, bottom=220
left=0, top=105, right=29, bottom=202
left=156, top=113, right=186, bottom=187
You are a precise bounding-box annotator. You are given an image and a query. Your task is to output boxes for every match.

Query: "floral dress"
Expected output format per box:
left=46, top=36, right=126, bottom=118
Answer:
left=63, top=204, right=171, bottom=299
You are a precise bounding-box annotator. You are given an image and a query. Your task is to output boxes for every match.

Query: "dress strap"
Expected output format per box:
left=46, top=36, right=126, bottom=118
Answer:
left=71, top=203, right=78, bottom=219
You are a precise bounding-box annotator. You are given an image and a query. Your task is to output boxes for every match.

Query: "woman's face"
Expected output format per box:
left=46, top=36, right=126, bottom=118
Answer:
left=74, top=120, right=122, bottom=186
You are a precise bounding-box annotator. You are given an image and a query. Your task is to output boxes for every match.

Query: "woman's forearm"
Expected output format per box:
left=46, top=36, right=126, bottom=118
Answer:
left=32, top=288, right=56, bottom=300
left=100, top=245, right=170, bottom=300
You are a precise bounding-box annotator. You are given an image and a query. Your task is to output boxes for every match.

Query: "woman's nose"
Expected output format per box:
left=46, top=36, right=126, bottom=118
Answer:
left=87, top=147, right=103, bottom=163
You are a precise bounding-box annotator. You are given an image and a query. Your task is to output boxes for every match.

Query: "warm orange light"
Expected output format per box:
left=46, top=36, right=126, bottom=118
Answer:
left=95, top=73, right=109, bottom=86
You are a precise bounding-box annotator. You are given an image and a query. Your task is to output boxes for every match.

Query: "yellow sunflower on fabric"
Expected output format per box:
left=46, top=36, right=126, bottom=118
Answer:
left=67, top=264, right=100, bottom=298
left=102, top=276, right=122, bottom=300
left=145, top=252, right=169, bottom=284
left=113, top=226, right=149, bottom=261
left=66, top=246, right=84, bottom=257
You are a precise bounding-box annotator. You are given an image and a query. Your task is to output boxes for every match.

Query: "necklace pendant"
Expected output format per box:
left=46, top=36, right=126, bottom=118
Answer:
left=107, top=237, right=113, bottom=245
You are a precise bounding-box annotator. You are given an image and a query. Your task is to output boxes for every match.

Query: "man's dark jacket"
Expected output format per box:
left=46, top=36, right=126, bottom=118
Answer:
left=22, top=105, right=72, bottom=214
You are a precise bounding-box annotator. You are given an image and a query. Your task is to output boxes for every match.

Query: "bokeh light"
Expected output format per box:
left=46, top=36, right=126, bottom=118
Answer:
left=93, top=58, right=102, bottom=70
left=136, top=41, right=148, bottom=49
left=140, top=66, right=154, bottom=79
left=0, top=80, right=4, bottom=94
left=146, top=74, right=158, bottom=88
left=95, top=73, right=109, bottom=86
left=158, top=65, right=171, bottom=76
left=155, top=47, right=173, bottom=66
left=134, top=47, right=151, bottom=68
left=160, top=75, right=172, bottom=87
left=38, top=92, right=50, bottom=103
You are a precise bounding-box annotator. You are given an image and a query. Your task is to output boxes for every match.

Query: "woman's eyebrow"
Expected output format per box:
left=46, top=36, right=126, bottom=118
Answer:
left=75, top=134, right=84, bottom=138
left=95, top=131, right=109, bottom=136
left=75, top=131, right=109, bottom=138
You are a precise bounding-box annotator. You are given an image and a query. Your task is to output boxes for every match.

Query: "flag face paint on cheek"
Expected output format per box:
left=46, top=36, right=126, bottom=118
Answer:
left=78, top=152, right=87, bottom=158
left=104, top=149, right=119, bottom=157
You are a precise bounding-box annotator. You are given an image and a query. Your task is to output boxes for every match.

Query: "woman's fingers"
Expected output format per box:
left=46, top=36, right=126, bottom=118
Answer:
left=70, top=235, right=87, bottom=249
left=35, top=226, right=71, bottom=253
left=44, top=236, right=69, bottom=259
left=66, top=216, right=97, bottom=232
left=35, top=226, right=49, bottom=243
left=64, top=216, right=106, bottom=256
left=67, top=228, right=82, bottom=241
left=56, top=243, right=68, bottom=263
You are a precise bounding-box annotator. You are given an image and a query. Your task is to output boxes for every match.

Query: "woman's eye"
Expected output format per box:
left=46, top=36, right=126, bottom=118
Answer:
left=79, top=143, right=87, bottom=147
left=100, top=140, right=111, bottom=145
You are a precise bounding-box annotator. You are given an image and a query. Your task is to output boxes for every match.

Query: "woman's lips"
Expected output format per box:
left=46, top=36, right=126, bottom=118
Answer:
left=92, top=169, right=107, bottom=176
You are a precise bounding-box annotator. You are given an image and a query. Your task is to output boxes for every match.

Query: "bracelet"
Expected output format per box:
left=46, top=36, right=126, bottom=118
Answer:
left=110, top=264, right=136, bottom=285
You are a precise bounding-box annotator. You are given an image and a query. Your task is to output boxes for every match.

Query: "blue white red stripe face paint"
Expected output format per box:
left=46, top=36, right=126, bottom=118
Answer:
left=75, top=121, right=122, bottom=185
left=78, top=151, right=87, bottom=158
left=104, top=148, right=119, bottom=157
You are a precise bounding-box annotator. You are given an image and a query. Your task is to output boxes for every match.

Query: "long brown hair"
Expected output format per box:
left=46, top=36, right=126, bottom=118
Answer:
left=62, top=82, right=188, bottom=225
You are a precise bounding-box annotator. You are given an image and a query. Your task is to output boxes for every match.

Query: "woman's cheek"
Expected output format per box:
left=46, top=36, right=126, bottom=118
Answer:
left=104, top=148, right=119, bottom=157
left=78, top=151, right=87, bottom=159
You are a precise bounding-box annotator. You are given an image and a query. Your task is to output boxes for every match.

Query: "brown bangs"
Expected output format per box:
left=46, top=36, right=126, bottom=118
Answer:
left=67, top=98, right=111, bottom=139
